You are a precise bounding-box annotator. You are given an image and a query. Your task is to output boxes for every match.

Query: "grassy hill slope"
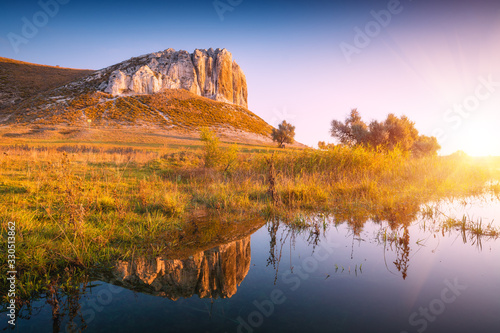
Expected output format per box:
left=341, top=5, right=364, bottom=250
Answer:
left=2, top=89, right=273, bottom=137
left=0, top=57, right=94, bottom=109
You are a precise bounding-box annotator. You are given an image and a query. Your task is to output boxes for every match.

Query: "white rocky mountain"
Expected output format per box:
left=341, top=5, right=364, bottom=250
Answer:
left=97, top=48, right=248, bottom=108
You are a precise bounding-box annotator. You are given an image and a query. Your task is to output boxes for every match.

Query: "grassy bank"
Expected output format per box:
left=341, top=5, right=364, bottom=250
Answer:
left=1, top=139, right=499, bottom=300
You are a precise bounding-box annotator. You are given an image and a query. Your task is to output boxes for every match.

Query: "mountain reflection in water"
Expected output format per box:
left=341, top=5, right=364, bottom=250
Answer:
left=4, top=195, right=499, bottom=333
left=109, top=236, right=251, bottom=300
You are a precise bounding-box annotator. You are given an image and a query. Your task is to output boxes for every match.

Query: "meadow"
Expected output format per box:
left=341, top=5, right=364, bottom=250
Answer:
left=1, top=126, right=499, bottom=302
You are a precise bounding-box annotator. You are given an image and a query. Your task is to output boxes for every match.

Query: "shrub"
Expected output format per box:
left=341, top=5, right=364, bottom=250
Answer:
left=200, top=127, right=239, bottom=171
left=200, top=127, right=221, bottom=168
left=330, top=109, right=440, bottom=156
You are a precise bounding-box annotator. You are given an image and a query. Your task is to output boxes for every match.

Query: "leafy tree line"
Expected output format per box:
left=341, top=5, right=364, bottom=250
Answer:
left=268, top=110, right=439, bottom=157
left=328, top=109, right=440, bottom=156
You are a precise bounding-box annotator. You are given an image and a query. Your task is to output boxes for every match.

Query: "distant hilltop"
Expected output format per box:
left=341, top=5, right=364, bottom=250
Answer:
left=0, top=57, right=93, bottom=109
left=98, top=48, right=248, bottom=108
left=0, top=49, right=274, bottom=140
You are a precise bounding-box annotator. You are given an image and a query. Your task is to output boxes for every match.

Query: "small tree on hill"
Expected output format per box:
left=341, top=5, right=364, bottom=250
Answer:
left=272, top=120, right=295, bottom=148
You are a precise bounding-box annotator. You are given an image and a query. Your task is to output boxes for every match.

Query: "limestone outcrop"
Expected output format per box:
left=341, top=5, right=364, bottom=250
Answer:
left=99, top=48, right=248, bottom=108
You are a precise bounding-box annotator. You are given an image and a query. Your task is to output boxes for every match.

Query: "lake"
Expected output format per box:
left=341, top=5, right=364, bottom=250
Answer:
left=4, top=195, right=500, bottom=333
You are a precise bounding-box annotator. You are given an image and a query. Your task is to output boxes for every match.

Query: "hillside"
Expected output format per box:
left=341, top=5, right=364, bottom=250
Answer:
left=0, top=49, right=277, bottom=141
left=0, top=57, right=94, bottom=110
left=1, top=88, right=272, bottom=136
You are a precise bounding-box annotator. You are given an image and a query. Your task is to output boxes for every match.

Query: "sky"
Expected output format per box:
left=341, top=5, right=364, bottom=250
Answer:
left=1, top=0, right=500, bottom=155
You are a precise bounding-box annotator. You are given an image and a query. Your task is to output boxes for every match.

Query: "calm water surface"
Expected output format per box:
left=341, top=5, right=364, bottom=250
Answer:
left=4, top=196, right=500, bottom=333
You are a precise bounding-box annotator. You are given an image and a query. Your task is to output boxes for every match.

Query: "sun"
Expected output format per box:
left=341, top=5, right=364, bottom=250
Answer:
left=459, top=128, right=500, bottom=157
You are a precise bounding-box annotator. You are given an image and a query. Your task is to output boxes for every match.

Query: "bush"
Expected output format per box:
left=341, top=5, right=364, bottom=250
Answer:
left=200, top=127, right=239, bottom=171
left=200, top=127, right=221, bottom=168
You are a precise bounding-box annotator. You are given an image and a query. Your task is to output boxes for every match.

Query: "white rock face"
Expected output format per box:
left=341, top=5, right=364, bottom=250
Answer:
left=111, top=236, right=251, bottom=299
left=130, top=66, right=161, bottom=94
left=105, top=70, right=130, bottom=95
left=101, top=48, right=248, bottom=108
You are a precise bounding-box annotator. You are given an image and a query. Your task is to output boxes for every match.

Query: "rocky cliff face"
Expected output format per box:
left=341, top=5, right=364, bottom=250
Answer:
left=99, top=48, right=248, bottom=108
left=111, top=236, right=251, bottom=300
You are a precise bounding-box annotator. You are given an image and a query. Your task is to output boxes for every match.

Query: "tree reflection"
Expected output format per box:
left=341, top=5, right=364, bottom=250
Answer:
left=263, top=198, right=452, bottom=281
left=393, top=227, right=410, bottom=280
left=13, top=269, right=89, bottom=333
left=266, top=218, right=280, bottom=269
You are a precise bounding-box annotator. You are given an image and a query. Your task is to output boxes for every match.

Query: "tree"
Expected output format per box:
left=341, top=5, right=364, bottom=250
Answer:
left=366, top=120, right=389, bottom=147
left=272, top=120, right=295, bottom=148
left=383, top=114, right=418, bottom=151
left=330, top=110, right=440, bottom=156
left=330, top=109, right=367, bottom=146
left=411, top=135, right=441, bottom=157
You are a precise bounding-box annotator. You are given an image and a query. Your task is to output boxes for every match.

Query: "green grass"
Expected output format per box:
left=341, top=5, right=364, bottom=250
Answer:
left=0, top=136, right=499, bottom=303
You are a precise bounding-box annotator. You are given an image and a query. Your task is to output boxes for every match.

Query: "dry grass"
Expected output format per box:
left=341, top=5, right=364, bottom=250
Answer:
left=2, top=86, right=273, bottom=138
left=0, top=57, right=94, bottom=109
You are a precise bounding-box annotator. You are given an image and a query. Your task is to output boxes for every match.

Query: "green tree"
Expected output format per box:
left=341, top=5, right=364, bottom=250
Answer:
left=330, top=109, right=368, bottom=146
left=272, top=120, right=295, bottom=147
left=222, top=143, right=239, bottom=172
left=366, top=120, right=389, bottom=148
left=383, top=114, right=418, bottom=151
left=411, top=135, right=441, bottom=157
left=330, top=110, right=440, bottom=156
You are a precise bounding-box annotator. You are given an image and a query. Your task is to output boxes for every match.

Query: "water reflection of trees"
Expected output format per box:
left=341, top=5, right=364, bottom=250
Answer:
left=11, top=269, right=89, bottom=333
left=378, top=226, right=410, bottom=280
left=266, top=214, right=328, bottom=281
left=266, top=219, right=411, bottom=281
left=265, top=197, right=499, bottom=281
left=6, top=197, right=499, bottom=332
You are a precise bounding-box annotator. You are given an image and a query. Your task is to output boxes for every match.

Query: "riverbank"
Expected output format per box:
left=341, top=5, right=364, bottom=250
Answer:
left=1, top=140, right=499, bottom=300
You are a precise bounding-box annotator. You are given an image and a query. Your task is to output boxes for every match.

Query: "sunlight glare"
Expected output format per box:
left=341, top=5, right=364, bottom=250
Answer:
left=461, top=128, right=500, bottom=156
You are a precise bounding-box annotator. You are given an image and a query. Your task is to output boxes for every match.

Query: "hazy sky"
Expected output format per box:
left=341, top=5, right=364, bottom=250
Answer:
left=1, top=0, right=500, bottom=155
